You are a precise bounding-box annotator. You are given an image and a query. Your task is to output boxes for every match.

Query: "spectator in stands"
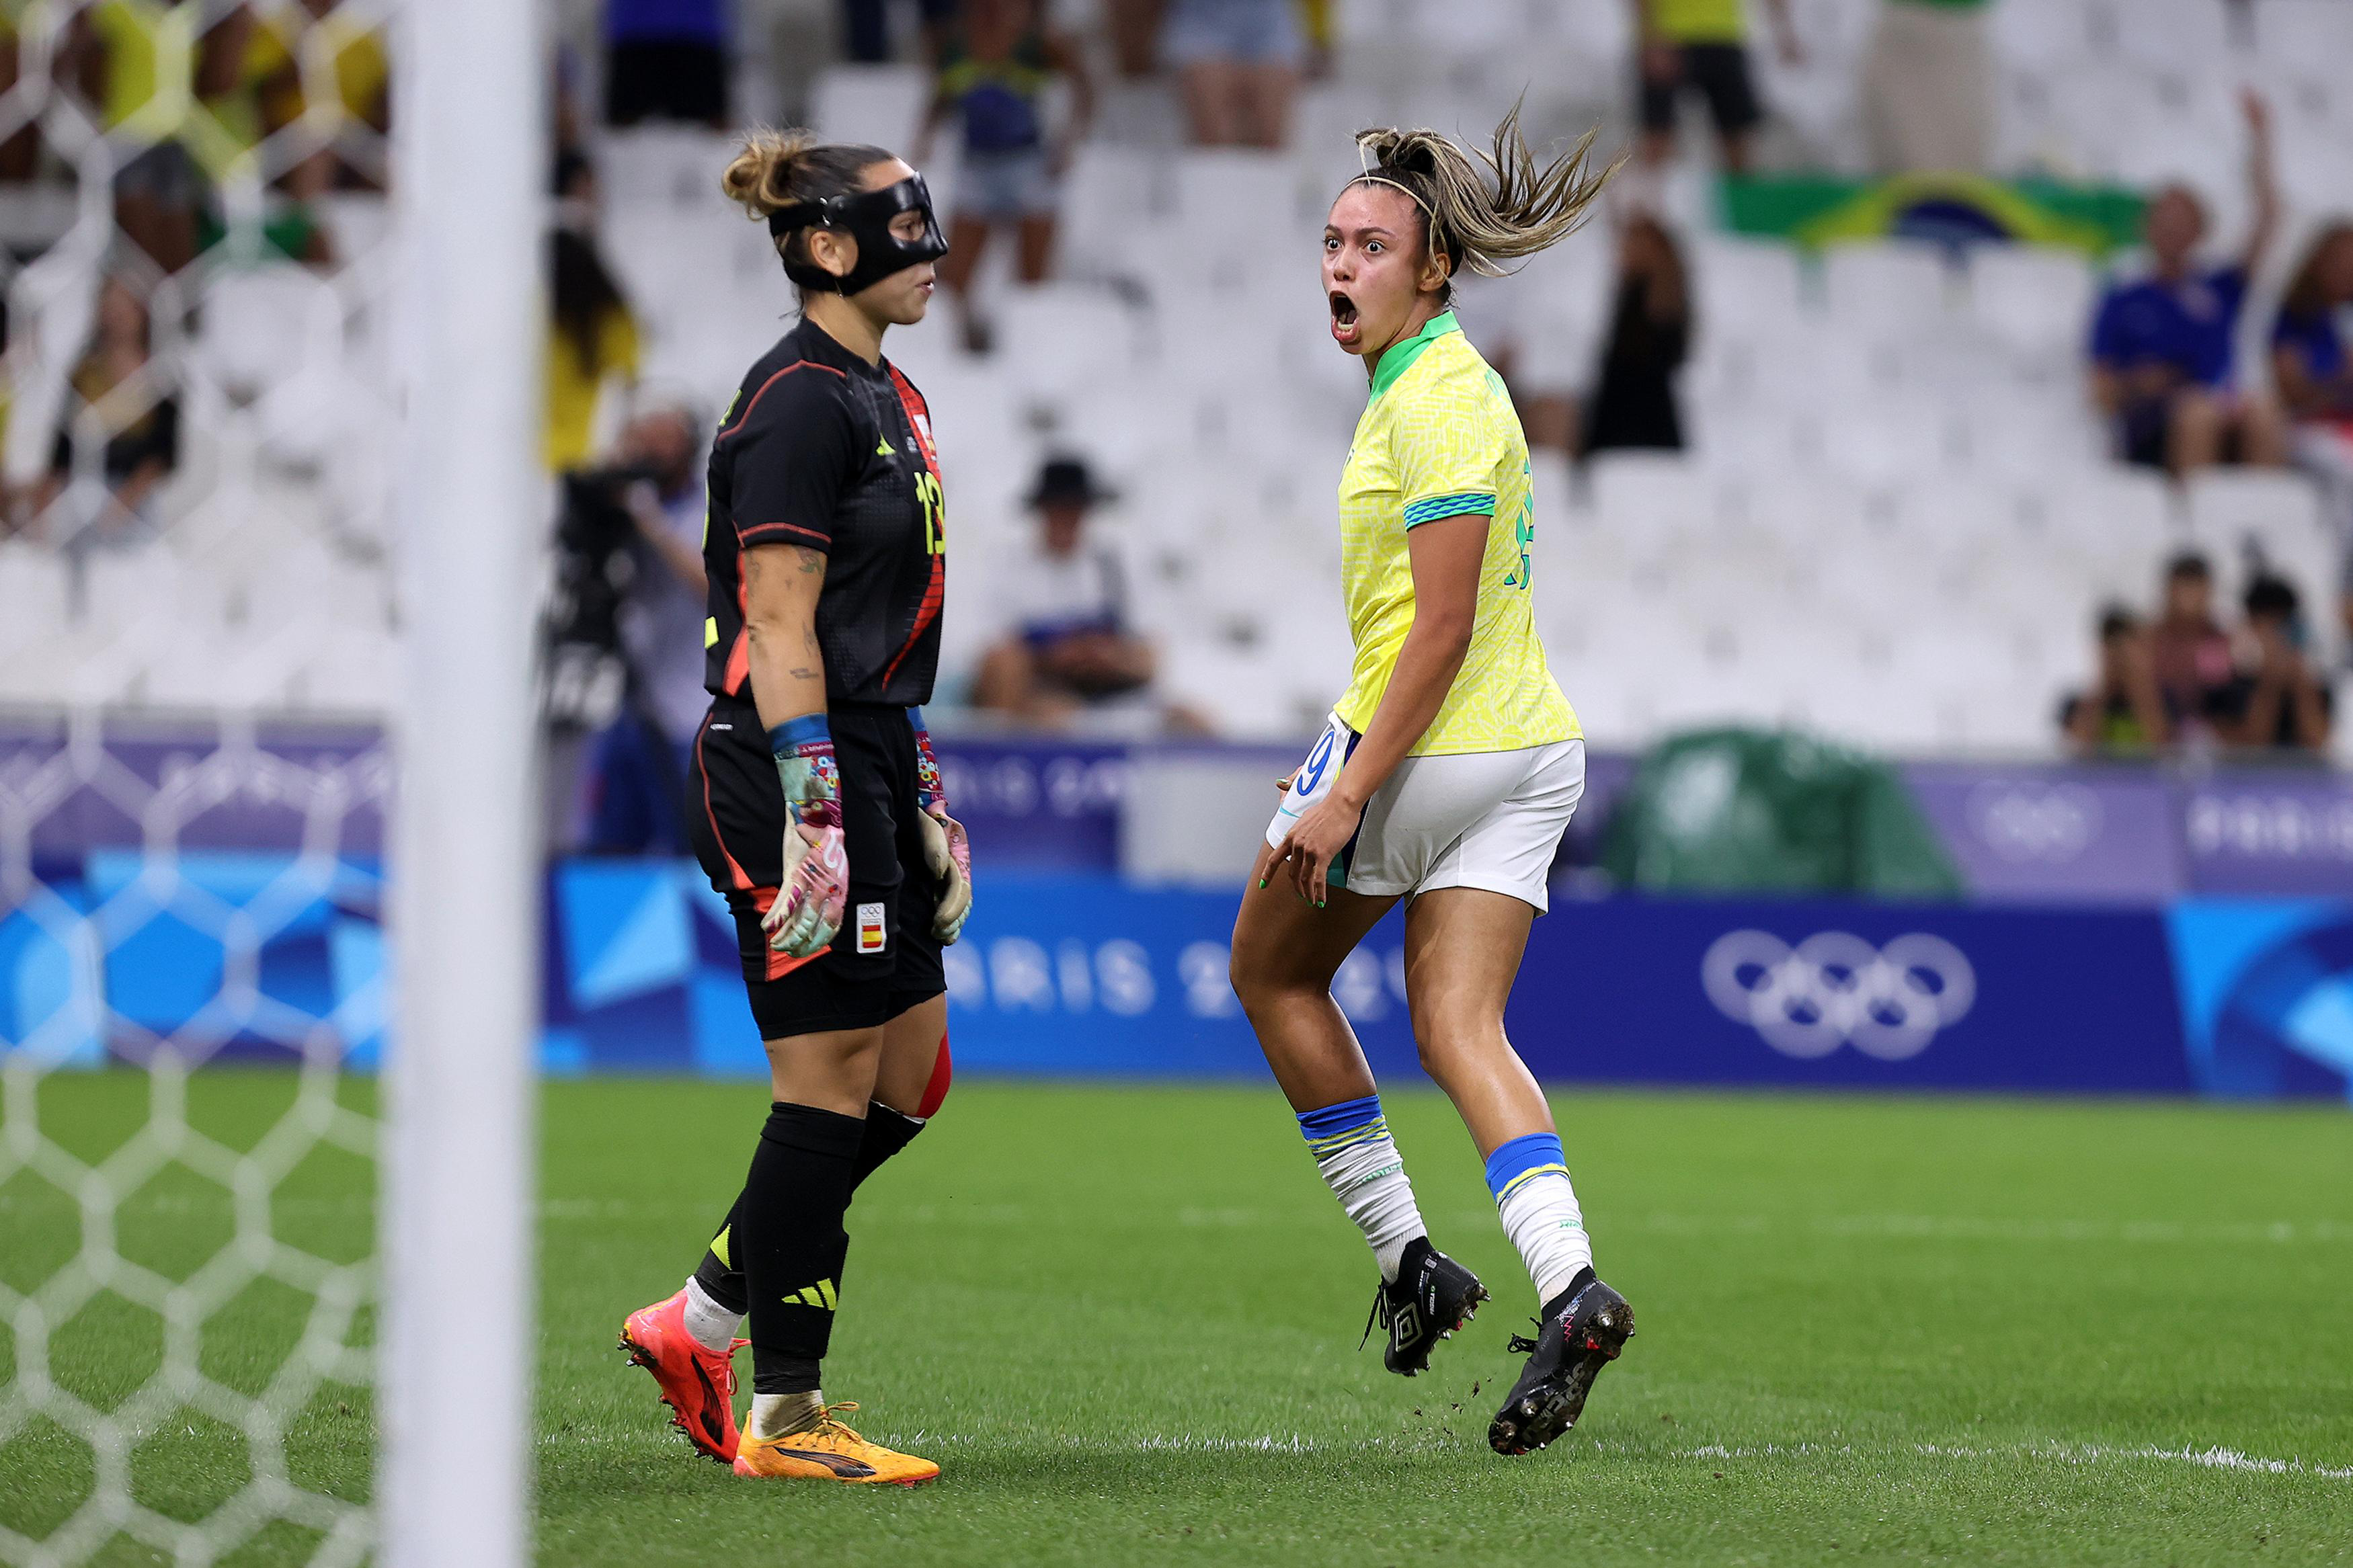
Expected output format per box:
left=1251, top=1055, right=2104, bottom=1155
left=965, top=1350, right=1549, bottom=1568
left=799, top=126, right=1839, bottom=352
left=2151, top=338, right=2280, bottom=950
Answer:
left=1583, top=212, right=1690, bottom=456
left=2087, top=91, right=2284, bottom=478
left=547, top=152, right=639, bottom=472
left=1164, top=0, right=1302, bottom=149
left=916, top=0, right=1095, bottom=353
left=604, top=0, right=729, bottom=128
left=1630, top=0, right=1799, bottom=175
left=32, top=276, right=180, bottom=550
left=1103, top=0, right=1161, bottom=79
left=2216, top=573, right=2333, bottom=753
left=247, top=0, right=392, bottom=190
left=0, top=13, right=41, bottom=181
left=2270, top=222, right=2353, bottom=651
left=1860, top=0, right=1991, bottom=174
left=2147, top=551, right=2239, bottom=739
left=580, top=397, right=710, bottom=853
left=2061, top=606, right=2169, bottom=753
left=973, top=456, right=1202, bottom=731
left=840, top=0, right=955, bottom=64
left=63, top=1, right=261, bottom=274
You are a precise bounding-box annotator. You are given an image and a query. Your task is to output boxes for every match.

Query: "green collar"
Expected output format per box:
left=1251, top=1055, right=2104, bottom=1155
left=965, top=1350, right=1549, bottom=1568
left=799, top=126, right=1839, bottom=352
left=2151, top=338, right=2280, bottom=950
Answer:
left=1366, top=309, right=1460, bottom=403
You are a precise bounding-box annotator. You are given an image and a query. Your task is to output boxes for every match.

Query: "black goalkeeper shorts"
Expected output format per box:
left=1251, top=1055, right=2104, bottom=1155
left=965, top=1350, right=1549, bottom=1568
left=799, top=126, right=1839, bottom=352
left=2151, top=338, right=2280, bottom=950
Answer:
left=687, top=698, right=947, bottom=1038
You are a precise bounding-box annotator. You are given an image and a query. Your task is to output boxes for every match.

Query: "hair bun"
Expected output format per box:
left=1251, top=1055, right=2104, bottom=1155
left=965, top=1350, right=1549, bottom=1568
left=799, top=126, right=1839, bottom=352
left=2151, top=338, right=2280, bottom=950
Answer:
left=721, top=127, right=824, bottom=218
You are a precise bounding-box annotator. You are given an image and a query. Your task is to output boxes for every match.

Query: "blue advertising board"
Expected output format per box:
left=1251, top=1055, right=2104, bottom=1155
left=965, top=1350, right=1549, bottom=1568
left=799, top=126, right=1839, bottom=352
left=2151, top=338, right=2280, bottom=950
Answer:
left=7, top=857, right=2349, bottom=1101
left=2166, top=898, right=2353, bottom=1098
left=941, top=876, right=2199, bottom=1096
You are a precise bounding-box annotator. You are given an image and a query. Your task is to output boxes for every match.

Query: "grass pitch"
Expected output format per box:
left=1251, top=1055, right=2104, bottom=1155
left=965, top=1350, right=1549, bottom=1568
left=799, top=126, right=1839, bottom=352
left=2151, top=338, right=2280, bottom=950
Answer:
left=7, top=1073, right=2352, bottom=1565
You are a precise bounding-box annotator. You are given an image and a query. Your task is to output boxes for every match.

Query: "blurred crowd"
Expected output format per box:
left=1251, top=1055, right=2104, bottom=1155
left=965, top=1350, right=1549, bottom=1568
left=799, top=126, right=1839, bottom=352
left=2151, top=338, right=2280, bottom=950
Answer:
left=2065, top=551, right=2332, bottom=756
left=0, top=1, right=2344, bottom=851
left=0, top=0, right=387, bottom=548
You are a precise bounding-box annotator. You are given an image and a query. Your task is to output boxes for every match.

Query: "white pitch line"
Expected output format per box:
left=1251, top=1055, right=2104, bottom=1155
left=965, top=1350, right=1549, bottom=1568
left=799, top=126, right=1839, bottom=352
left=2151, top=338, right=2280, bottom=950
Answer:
left=1677, top=1440, right=2353, bottom=1482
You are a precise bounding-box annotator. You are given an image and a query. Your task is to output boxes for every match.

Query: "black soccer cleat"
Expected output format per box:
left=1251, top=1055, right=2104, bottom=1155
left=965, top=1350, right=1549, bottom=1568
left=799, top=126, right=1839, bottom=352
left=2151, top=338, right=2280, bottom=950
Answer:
left=1362, top=1237, right=1487, bottom=1376
left=1488, top=1270, right=1634, bottom=1455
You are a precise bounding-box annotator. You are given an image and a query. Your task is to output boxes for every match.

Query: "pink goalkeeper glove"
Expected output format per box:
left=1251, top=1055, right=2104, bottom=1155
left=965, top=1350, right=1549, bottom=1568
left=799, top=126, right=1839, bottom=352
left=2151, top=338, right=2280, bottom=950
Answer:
left=762, top=715, right=847, bottom=958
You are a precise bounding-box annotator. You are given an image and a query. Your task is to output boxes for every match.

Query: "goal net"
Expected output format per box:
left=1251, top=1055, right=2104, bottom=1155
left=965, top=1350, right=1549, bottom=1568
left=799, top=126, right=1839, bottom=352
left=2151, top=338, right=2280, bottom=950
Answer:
left=0, top=3, right=537, bottom=1564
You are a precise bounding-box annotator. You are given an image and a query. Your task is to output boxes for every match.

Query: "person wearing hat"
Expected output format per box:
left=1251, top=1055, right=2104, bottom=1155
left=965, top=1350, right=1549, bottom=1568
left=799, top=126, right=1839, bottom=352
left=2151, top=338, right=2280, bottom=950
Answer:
left=972, top=455, right=1160, bottom=725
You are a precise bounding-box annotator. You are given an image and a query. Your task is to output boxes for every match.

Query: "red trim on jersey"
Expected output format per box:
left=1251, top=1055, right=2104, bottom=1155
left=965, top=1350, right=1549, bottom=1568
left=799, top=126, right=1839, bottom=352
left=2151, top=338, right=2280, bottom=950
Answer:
left=719, top=360, right=845, bottom=442
left=696, top=712, right=754, bottom=893
left=879, top=364, right=946, bottom=690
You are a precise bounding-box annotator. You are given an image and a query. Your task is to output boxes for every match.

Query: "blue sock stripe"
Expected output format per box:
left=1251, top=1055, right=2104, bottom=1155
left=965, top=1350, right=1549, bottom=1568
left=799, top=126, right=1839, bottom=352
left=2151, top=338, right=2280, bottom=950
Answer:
left=1296, top=1094, right=1384, bottom=1143
left=1484, top=1132, right=1567, bottom=1201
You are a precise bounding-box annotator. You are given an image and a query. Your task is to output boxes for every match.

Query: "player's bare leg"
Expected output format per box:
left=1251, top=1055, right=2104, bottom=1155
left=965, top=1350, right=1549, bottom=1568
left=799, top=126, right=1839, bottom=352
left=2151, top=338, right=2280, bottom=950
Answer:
left=1400, top=889, right=1550, bottom=1155
left=1397, top=886, right=1634, bottom=1454
left=1230, top=867, right=1486, bottom=1373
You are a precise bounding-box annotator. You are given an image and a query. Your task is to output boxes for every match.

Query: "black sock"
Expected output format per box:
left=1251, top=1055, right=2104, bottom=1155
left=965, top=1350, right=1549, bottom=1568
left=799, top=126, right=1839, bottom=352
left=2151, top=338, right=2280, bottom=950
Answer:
left=850, top=1102, right=925, bottom=1190
left=740, top=1101, right=864, bottom=1396
left=692, top=1101, right=926, bottom=1318
left=691, top=1197, right=748, bottom=1317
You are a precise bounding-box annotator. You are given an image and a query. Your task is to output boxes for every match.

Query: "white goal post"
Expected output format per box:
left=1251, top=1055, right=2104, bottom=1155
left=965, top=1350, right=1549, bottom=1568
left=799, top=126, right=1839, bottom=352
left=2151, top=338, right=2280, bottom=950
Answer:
left=383, top=1, right=542, bottom=1565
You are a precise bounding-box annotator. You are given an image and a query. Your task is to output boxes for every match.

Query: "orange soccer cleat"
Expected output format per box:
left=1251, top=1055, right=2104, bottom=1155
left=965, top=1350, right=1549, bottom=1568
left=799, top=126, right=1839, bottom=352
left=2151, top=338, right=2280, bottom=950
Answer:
left=732, top=1403, right=940, bottom=1486
left=619, top=1289, right=744, bottom=1464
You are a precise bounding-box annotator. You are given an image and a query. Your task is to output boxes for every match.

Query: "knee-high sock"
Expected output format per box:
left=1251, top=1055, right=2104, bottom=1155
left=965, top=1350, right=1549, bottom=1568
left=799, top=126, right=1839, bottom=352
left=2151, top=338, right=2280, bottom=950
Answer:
left=1485, top=1131, right=1593, bottom=1309
left=1298, top=1094, right=1427, bottom=1282
left=687, top=1100, right=928, bottom=1341
left=738, top=1102, right=863, bottom=1397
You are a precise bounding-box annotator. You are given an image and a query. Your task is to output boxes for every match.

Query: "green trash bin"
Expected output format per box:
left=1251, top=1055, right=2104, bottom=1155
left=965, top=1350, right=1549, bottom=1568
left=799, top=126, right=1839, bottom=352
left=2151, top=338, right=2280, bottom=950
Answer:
left=1599, top=728, right=1964, bottom=898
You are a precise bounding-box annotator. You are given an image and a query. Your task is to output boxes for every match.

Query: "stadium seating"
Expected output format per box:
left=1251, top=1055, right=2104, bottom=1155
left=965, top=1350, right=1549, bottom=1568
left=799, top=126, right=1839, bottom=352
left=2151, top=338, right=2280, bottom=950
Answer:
left=2, top=0, right=2342, bottom=760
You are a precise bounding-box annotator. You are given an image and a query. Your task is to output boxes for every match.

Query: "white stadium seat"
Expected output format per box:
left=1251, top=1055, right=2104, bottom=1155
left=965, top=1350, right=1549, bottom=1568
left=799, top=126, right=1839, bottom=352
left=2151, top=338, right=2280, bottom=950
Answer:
left=1821, top=239, right=1954, bottom=333
left=810, top=65, right=929, bottom=154
left=1967, top=245, right=2096, bottom=369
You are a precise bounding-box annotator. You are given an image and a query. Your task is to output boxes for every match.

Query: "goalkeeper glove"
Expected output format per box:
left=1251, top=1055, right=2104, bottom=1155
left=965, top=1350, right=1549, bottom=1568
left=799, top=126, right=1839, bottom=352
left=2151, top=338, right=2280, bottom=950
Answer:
left=910, top=709, right=973, bottom=944
left=762, top=714, right=848, bottom=958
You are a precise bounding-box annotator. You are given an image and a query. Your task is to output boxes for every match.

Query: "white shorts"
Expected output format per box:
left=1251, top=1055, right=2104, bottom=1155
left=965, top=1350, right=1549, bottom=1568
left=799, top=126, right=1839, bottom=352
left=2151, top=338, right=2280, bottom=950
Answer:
left=1265, top=712, right=1586, bottom=912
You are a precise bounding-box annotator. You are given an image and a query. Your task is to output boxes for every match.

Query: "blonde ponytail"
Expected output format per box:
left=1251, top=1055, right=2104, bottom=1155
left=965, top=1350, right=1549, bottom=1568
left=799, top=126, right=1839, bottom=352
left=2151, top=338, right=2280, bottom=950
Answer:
left=1351, top=102, right=1621, bottom=284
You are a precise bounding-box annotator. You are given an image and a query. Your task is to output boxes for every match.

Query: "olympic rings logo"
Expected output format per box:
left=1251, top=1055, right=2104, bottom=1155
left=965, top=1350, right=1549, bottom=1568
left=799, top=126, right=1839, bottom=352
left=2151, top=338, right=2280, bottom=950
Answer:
left=1966, top=781, right=2103, bottom=864
left=1701, top=930, right=1977, bottom=1061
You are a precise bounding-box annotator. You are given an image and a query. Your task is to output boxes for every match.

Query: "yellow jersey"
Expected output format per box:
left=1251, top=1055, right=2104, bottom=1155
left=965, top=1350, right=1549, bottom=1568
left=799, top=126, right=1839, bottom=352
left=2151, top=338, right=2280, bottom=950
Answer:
left=545, top=306, right=639, bottom=472
left=1332, top=311, right=1579, bottom=756
left=1648, top=0, right=1747, bottom=44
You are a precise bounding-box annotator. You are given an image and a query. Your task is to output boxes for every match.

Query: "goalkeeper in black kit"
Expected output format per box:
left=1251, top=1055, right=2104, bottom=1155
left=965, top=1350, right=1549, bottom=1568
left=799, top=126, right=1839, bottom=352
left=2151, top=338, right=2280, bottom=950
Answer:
left=619, top=127, right=969, bottom=1487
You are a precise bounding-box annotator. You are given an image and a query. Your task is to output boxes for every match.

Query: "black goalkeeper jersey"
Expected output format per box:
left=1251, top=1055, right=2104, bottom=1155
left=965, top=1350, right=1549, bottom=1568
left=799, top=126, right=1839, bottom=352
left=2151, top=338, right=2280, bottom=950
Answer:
left=703, top=317, right=945, bottom=710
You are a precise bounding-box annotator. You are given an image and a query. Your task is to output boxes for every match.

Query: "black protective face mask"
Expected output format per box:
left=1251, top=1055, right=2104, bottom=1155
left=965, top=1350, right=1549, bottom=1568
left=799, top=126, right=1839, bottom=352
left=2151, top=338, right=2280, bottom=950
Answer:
left=768, top=175, right=949, bottom=298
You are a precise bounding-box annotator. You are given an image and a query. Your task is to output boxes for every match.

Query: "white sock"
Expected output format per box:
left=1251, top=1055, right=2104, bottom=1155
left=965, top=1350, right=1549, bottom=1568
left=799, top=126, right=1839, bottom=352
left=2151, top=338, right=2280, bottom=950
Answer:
left=1487, top=1130, right=1595, bottom=1309
left=1497, top=1170, right=1594, bottom=1309
left=1298, top=1096, right=1427, bottom=1282
left=748, top=1390, right=824, bottom=1441
left=680, top=1276, right=742, bottom=1354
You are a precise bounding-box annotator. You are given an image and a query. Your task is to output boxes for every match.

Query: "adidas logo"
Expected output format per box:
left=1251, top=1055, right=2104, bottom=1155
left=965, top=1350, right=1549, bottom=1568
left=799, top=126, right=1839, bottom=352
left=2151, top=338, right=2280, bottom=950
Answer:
left=875, top=436, right=895, bottom=456
left=785, top=1278, right=839, bottom=1311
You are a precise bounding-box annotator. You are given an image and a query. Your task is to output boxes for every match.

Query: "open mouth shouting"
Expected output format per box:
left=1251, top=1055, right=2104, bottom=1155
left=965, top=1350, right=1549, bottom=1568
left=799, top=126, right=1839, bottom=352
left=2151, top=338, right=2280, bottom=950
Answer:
left=1330, top=290, right=1361, bottom=349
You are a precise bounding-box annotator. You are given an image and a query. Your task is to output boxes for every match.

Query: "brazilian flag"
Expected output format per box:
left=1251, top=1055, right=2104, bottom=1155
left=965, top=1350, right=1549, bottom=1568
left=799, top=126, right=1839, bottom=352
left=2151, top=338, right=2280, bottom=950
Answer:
left=1719, top=173, right=2145, bottom=256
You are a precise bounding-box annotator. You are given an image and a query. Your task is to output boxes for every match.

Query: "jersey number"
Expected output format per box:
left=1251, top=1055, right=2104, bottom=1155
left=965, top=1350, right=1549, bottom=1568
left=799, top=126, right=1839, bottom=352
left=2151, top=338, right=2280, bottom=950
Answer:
left=1502, top=493, right=1533, bottom=590
left=914, top=470, right=945, bottom=555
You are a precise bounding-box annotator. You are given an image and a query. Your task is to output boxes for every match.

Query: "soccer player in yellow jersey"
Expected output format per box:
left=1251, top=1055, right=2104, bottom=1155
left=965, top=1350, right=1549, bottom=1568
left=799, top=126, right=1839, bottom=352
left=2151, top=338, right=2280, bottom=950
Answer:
left=1228, top=108, right=1635, bottom=1458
